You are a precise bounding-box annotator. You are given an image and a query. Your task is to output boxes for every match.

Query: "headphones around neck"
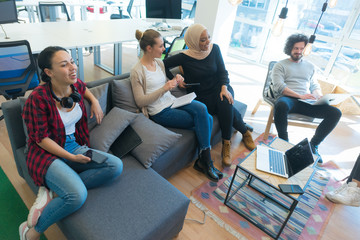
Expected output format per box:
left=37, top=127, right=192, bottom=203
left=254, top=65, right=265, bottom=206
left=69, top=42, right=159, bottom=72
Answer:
left=50, top=83, right=82, bottom=108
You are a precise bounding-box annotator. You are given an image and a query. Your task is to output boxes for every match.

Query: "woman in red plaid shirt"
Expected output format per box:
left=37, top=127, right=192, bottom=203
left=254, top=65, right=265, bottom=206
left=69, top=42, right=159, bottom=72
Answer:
left=19, top=46, right=123, bottom=240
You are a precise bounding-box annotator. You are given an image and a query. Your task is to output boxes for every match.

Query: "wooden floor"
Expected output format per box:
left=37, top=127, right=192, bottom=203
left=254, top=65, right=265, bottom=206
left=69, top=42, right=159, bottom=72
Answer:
left=1, top=44, right=359, bottom=240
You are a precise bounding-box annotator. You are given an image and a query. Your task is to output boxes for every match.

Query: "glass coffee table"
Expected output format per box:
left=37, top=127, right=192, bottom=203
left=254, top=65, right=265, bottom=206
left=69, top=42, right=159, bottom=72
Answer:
left=224, top=138, right=318, bottom=239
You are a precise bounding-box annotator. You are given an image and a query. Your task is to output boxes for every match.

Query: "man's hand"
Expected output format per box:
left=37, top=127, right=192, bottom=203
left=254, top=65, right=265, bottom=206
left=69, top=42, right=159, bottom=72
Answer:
left=299, top=93, right=317, bottom=100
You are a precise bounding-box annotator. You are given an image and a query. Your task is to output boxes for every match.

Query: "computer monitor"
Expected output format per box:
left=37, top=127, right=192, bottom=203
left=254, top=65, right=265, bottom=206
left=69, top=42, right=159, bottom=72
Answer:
left=146, top=0, right=182, bottom=20
left=146, top=0, right=181, bottom=28
left=0, top=0, right=18, bottom=24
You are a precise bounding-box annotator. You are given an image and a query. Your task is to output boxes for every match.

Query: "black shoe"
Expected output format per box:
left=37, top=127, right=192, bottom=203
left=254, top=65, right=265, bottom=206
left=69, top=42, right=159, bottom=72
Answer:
left=193, top=149, right=219, bottom=182
left=310, top=143, right=323, bottom=164
left=208, top=160, right=223, bottom=179
left=213, top=167, right=223, bottom=179
left=193, top=158, right=219, bottom=182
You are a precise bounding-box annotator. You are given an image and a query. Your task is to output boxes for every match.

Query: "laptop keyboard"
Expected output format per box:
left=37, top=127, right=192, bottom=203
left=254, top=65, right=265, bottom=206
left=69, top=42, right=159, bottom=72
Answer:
left=269, top=149, right=285, bottom=175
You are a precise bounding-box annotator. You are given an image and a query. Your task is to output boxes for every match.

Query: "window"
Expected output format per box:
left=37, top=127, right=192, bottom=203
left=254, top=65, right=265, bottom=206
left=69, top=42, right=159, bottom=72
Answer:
left=228, top=0, right=360, bottom=90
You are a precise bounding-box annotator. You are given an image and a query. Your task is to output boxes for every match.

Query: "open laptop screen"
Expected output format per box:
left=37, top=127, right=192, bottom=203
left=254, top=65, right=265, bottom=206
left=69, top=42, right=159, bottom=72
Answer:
left=285, top=138, right=314, bottom=177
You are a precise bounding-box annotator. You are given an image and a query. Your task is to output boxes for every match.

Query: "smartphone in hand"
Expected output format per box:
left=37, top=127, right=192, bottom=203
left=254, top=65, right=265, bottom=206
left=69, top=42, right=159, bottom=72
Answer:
left=83, top=150, right=108, bottom=164
left=278, top=184, right=304, bottom=194
left=184, top=83, right=200, bottom=86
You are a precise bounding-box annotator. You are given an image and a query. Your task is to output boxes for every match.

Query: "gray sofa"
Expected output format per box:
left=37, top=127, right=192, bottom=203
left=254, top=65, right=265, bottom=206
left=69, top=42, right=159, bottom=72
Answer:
left=2, top=73, right=247, bottom=240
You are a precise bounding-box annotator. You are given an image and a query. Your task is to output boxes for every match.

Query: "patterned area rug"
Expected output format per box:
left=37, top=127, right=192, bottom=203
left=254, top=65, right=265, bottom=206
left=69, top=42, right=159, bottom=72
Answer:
left=191, top=134, right=341, bottom=240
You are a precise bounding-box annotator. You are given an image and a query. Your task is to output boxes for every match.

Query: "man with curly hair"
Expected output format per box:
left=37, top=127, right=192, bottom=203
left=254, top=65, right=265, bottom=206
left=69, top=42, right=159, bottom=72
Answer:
left=270, top=34, right=342, bottom=163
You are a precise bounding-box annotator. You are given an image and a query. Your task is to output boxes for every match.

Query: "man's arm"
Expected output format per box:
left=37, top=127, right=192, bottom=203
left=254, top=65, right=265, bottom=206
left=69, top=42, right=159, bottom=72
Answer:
left=282, top=87, right=316, bottom=100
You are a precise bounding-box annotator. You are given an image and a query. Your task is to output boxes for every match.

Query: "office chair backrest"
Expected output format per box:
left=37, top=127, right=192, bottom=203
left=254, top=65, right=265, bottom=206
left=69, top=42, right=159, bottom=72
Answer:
left=110, top=0, right=134, bottom=19
left=127, top=0, right=134, bottom=18
left=189, top=1, right=197, bottom=19
left=0, top=40, right=39, bottom=100
left=263, top=61, right=277, bottom=106
left=180, top=27, right=188, bottom=37
left=38, top=1, right=71, bottom=22
left=162, top=37, right=186, bottom=59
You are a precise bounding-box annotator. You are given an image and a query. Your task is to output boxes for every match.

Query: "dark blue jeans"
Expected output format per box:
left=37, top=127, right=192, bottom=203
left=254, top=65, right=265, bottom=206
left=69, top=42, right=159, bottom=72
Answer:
left=348, top=154, right=360, bottom=182
left=196, top=85, right=247, bottom=140
left=274, top=96, right=342, bottom=146
left=150, top=100, right=213, bottom=151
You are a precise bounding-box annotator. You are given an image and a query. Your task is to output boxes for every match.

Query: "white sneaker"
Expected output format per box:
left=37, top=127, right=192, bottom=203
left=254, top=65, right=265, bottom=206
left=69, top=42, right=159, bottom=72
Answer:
left=328, top=182, right=360, bottom=207
left=27, top=186, right=53, bottom=228
left=19, top=221, right=29, bottom=240
left=325, top=182, right=348, bottom=202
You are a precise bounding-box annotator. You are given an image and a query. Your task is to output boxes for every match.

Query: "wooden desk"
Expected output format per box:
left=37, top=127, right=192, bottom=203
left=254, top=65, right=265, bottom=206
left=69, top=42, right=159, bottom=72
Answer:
left=1, top=19, right=182, bottom=80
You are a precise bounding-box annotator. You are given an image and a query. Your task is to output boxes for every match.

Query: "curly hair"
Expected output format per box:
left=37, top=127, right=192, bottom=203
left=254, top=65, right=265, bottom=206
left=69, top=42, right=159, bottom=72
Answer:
left=284, top=34, right=309, bottom=56
left=38, top=46, right=67, bottom=82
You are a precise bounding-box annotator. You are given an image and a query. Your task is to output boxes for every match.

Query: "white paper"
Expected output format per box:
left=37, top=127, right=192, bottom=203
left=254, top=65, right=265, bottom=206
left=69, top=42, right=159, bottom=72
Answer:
left=171, top=92, right=197, bottom=108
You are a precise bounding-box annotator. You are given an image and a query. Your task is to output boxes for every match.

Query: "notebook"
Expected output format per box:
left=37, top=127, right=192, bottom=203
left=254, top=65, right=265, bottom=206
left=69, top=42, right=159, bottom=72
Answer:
left=110, top=125, right=143, bottom=158
left=298, top=93, right=350, bottom=106
left=171, top=92, right=196, bottom=108
left=256, top=138, right=314, bottom=178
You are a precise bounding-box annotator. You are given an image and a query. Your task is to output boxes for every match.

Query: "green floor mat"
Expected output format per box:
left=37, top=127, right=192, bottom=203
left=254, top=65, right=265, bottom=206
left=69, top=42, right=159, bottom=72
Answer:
left=0, top=166, right=47, bottom=239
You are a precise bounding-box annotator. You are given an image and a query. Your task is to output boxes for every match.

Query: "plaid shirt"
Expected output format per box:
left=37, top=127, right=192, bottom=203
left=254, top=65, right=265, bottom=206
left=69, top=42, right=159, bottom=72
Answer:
left=22, top=79, right=89, bottom=186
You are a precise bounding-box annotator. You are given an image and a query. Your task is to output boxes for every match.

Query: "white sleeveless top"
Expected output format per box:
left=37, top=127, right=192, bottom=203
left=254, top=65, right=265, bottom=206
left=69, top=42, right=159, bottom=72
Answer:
left=57, top=103, right=82, bottom=135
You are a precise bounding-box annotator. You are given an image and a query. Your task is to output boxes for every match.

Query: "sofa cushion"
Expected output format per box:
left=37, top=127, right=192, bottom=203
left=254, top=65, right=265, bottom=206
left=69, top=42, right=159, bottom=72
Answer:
left=85, top=83, right=109, bottom=131
left=130, top=114, right=182, bottom=168
left=90, top=107, right=137, bottom=152
left=112, top=78, right=139, bottom=113
left=57, top=156, right=189, bottom=240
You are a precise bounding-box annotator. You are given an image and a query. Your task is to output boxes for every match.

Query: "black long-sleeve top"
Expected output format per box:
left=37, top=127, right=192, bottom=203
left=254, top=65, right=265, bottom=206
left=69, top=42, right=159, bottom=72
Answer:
left=164, top=44, right=230, bottom=97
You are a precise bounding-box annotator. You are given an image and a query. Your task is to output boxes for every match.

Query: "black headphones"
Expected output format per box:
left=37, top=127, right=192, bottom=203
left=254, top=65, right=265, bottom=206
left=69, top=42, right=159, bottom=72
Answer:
left=50, top=83, right=82, bottom=108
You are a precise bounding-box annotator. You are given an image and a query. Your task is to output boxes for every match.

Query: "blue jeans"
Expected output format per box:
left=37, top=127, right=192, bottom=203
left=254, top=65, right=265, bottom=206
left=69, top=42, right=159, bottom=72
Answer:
left=34, top=134, right=123, bottom=233
left=150, top=100, right=213, bottom=150
left=274, top=96, right=342, bottom=146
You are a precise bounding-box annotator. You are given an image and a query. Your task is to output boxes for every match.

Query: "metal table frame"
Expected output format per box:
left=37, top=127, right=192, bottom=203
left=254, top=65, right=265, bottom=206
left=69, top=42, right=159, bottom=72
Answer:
left=224, top=163, right=315, bottom=239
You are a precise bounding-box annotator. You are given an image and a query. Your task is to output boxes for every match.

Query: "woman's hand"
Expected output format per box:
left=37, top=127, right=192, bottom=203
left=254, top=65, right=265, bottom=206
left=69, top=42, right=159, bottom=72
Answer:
left=90, top=99, right=104, bottom=124
left=71, top=154, right=91, bottom=164
left=220, top=85, right=234, bottom=104
left=164, top=79, right=178, bottom=91
left=175, top=74, right=186, bottom=88
left=37, top=138, right=90, bottom=164
left=84, top=87, right=104, bottom=124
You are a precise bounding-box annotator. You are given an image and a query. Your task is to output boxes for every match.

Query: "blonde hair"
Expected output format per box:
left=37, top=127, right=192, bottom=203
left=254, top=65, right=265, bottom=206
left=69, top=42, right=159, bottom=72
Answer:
left=135, top=29, right=161, bottom=52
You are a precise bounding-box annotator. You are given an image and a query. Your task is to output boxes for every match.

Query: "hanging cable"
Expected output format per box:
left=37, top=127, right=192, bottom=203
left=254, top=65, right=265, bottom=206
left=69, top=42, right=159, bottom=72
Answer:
left=303, top=1, right=328, bottom=56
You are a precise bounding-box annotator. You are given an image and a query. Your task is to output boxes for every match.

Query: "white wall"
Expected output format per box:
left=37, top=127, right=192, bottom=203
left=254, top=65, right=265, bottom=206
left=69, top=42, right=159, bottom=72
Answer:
left=194, top=0, right=238, bottom=55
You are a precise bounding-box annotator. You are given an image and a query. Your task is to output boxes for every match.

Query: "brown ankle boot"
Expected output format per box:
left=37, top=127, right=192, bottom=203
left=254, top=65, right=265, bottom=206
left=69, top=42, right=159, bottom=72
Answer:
left=242, top=130, right=255, bottom=150
left=222, top=139, right=232, bottom=167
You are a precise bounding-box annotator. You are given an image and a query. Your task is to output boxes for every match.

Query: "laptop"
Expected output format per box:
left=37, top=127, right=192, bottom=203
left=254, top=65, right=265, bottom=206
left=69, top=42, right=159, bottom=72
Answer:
left=298, top=93, right=350, bottom=106
left=256, top=138, right=314, bottom=178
